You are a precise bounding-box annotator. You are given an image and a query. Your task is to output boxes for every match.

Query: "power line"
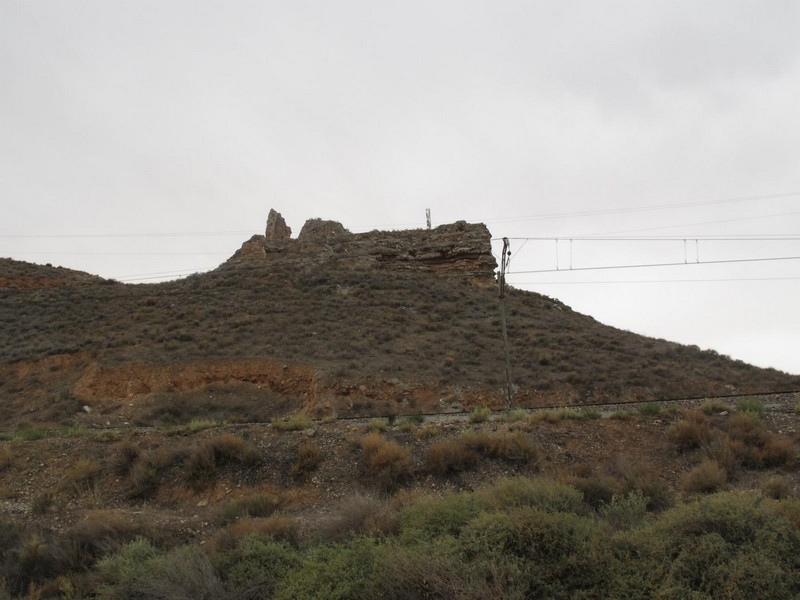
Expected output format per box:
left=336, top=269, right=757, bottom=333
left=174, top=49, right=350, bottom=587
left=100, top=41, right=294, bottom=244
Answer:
left=507, top=276, right=800, bottom=285
left=0, top=251, right=230, bottom=256
left=459, top=191, right=800, bottom=225
left=0, top=231, right=253, bottom=239
left=3, top=191, right=798, bottom=240
left=498, top=235, right=800, bottom=242
left=588, top=210, right=800, bottom=236
left=509, top=255, right=800, bottom=275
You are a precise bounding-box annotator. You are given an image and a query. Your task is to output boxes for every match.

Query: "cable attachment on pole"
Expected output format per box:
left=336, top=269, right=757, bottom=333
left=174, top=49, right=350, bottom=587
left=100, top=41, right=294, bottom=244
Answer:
left=500, top=237, right=510, bottom=297
left=498, top=237, right=513, bottom=408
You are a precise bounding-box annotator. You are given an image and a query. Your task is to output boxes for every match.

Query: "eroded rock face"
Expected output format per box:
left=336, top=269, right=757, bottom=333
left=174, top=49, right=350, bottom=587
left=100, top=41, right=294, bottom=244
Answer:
left=265, top=209, right=292, bottom=240
left=226, top=210, right=497, bottom=282
left=298, top=218, right=350, bottom=241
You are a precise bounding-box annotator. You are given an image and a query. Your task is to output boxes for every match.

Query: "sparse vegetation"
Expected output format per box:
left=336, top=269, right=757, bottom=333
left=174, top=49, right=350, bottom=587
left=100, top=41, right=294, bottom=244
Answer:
left=110, top=441, right=140, bottom=476
left=271, top=414, right=313, bottom=432
left=667, top=411, right=711, bottom=451
left=681, top=459, right=727, bottom=494
left=637, top=402, right=661, bottom=416
left=358, top=433, right=413, bottom=490
left=290, top=442, right=324, bottom=477
left=3, top=235, right=800, bottom=599
left=700, top=398, right=730, bottom=415
left=736, top=396, right=765, bottom=417
left=186, top=434, right=259, bottom=488
left=468, top=405, right=492, bottom=423
left=215, top=492, right=285, bottom=526
left=0, top=446, right=12, bottom=471
left=62, top=458, right=102, bottom=494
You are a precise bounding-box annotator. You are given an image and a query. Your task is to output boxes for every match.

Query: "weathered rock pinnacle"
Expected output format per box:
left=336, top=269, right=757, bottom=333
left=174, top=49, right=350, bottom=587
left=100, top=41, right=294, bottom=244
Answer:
left=265, top=209, right=292, bottom=240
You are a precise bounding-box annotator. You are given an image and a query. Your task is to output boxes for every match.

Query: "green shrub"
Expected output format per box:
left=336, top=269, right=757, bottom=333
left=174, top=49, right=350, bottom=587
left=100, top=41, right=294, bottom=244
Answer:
left=124, top=545, right=226, bottom=600
left=271, top=414, right=312, bottom=432
left=215, top=535, right=300, bottom=597
left=761, top=477, right=792, bottom=500
left=610, top=409, right=634, bottom=420
left=16, top=426, right=48, bottom=441
left=600, top=490, right=648, bottom=530
left=462, top=507, right=610, bottom=598
left=642, top=493, right=800, bottom=598
left=364, top=418, right=389, bottom=432
left=400, top=493, right=483, bottom=541
left=96, top=537, right=159, bottom=598
left=579, top=407, right=602, bottom=420
left=468, top=405, right=492, bottom=423
left=477, top=477, right=584, bottom=514
left=275, top=538, right=384, bottom=599
left=54, top=510, right=143, bottom=574
left=700, top=399, right=730, bottom=415
left=637, top=403, right=661, bottom=416
left=573, top=475, right=621, bottom=510
left=736, top=397, right=764, bottom=417
left=528, top=408, right=583, bottom=423
left=496, top=409, right=528, bottom=423
left=402, top=413, right=425, bottom=425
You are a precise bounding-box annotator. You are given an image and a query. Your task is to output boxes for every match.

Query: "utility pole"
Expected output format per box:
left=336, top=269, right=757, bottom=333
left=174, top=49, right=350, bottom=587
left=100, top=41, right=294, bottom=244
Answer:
left=498, top=237, right=513, bottom=408
left=426, top=208, right=431, bottom=230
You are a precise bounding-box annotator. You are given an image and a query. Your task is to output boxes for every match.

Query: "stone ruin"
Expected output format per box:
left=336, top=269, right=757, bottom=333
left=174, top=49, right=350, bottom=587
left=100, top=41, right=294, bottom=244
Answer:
left=227, top=209, right=497, bottom=283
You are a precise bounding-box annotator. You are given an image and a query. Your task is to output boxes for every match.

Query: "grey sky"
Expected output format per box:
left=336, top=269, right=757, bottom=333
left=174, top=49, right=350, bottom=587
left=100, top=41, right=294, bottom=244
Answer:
left=2, top=1, right=799, bottom=374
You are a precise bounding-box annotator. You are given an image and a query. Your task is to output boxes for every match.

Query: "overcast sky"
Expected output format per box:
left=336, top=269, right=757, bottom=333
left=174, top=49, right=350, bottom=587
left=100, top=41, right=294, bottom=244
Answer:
left=2, top=1, right=799, bottom=375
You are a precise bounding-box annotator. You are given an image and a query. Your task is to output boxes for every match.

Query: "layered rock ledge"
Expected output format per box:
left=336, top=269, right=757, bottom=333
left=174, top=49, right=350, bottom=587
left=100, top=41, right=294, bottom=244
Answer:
left=224, top=210, right=498, bottom=283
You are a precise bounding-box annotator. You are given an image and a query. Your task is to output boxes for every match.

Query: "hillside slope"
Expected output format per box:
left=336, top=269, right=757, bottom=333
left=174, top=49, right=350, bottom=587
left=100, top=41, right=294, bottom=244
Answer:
left=1, top=212, right=797, bottom=427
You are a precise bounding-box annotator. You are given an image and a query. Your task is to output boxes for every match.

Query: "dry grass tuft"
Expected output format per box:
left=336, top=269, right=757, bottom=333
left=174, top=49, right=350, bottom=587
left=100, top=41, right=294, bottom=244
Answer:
left=681, top=459, right=727, bottom=495
left=0, top=446, right=12, bottom=471
left=290, top=442, right=324, bottom=477
left=186, top=434, right=259, bottom=488
left=209, top=514, right=300, bottom=552
left=358, top=433, right=413, bottom=490
left=110, top=441, right=140, bottom=476
left=61, top=458, right=102, bottom=493
left=667, top=411, right=711, bottom=451
left=215, top=492, right=285, bottom=525
left=425, top=438, right=479, bottom=475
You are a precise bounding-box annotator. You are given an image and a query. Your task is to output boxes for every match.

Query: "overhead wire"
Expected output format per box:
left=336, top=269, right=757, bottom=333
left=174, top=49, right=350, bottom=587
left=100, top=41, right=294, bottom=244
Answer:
left=508, top=255, right=800, bottom=275
left=3, top=190, right=799, bottom=240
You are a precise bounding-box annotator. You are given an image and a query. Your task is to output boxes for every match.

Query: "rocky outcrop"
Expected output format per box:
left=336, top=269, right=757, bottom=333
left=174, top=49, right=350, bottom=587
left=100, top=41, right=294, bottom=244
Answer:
left=298, top=218, right=350, bottom=241
left=265, top=209, right=292, bottom=241
left=225, top=210, right=498, bottom=283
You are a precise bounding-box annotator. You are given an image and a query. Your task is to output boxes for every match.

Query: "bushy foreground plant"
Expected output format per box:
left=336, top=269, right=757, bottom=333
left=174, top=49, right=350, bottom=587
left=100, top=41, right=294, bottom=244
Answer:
left=10, top=478, right=800, bottom=599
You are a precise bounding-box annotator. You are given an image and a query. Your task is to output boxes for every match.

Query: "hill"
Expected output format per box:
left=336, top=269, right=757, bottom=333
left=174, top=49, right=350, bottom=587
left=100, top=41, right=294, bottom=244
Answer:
left=1, top=210, right=797, bottom=428
left=1, top=212, right=800, bottom=598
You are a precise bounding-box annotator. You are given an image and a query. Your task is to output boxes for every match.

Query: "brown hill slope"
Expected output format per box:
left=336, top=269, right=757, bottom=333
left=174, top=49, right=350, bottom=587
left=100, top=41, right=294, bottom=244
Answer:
left=1, top=212, right=797, bottom=427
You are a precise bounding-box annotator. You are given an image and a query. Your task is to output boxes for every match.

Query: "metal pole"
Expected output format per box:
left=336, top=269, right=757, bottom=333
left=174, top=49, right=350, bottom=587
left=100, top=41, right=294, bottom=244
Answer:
left=499, top=237, right=513, bottom=408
